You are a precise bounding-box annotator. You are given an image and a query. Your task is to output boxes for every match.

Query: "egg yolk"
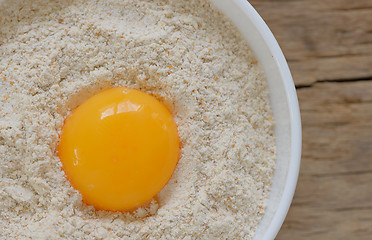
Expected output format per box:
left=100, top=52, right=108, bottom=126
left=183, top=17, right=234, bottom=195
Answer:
left=57, top=87, right=180, bottom=211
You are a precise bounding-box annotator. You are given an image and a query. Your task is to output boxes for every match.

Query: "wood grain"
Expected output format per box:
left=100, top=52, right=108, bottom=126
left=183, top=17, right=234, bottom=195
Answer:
left=279, top=81, right=372, bottom=239
left=249, top=0, right=372, bottom=239
left=250, top=0, right=372, bottom=86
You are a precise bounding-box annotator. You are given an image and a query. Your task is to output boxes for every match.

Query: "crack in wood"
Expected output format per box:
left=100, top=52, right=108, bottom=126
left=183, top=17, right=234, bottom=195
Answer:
left=328, top=6, right=372, bottom=12
left=296, top=76, right=372, bottom=89
left=308, top=170, right=372, bottom=178
left=287, top=52, right=372, bottom=62
left=333, top=206, right=372, bottom=212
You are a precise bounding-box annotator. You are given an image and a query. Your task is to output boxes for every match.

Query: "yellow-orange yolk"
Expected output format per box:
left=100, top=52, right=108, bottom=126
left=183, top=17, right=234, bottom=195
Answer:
left=57, top=87, right=180, bottom=211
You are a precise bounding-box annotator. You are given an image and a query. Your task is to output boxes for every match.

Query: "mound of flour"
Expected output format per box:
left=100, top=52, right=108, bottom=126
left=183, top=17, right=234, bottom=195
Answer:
left=0, top=0, right=276, bottom=239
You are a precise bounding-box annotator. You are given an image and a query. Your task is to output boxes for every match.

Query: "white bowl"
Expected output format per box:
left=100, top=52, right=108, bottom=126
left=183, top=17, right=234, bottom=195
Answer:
left=210, top=0, right=302, bottom=239
left=0, top=0, right=300, bottom=238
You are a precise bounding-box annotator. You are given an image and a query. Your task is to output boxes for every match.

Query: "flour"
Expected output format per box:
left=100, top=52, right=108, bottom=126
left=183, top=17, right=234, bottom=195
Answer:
left=0, top=0, right=276, bottom=239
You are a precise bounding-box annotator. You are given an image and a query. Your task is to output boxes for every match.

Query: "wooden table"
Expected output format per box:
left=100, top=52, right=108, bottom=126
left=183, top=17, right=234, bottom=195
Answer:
left=249, top=0, right=372, bottom=239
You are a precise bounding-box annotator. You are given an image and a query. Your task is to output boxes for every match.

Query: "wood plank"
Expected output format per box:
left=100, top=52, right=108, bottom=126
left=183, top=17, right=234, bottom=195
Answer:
left=250, top=0, right=372, bottom=85
left=276, top=80, right=372, bottom=239
left=278, top=207, right=372, bottom=239
left=290, top=55, right=372, bottom=86
left=299, top=81, right=372, bottom=175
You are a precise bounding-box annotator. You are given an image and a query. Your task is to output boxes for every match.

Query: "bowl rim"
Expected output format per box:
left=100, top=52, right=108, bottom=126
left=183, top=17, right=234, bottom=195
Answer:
left=232, top=0, right=302, bottom=239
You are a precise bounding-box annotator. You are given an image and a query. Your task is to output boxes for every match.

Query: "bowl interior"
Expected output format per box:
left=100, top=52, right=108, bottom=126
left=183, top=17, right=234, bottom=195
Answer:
left=210, top=0, right=301, bottom=239
left=0, top=0, right=301, bottom=238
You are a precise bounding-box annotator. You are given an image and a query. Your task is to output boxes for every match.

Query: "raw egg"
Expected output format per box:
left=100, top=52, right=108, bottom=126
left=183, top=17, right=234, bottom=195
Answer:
left=57, top=87, right=180, bottom=211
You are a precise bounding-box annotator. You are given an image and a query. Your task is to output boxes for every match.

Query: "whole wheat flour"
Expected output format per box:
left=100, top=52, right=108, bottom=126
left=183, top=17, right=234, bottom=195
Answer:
left=0, top=0, right=276, bottom=239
